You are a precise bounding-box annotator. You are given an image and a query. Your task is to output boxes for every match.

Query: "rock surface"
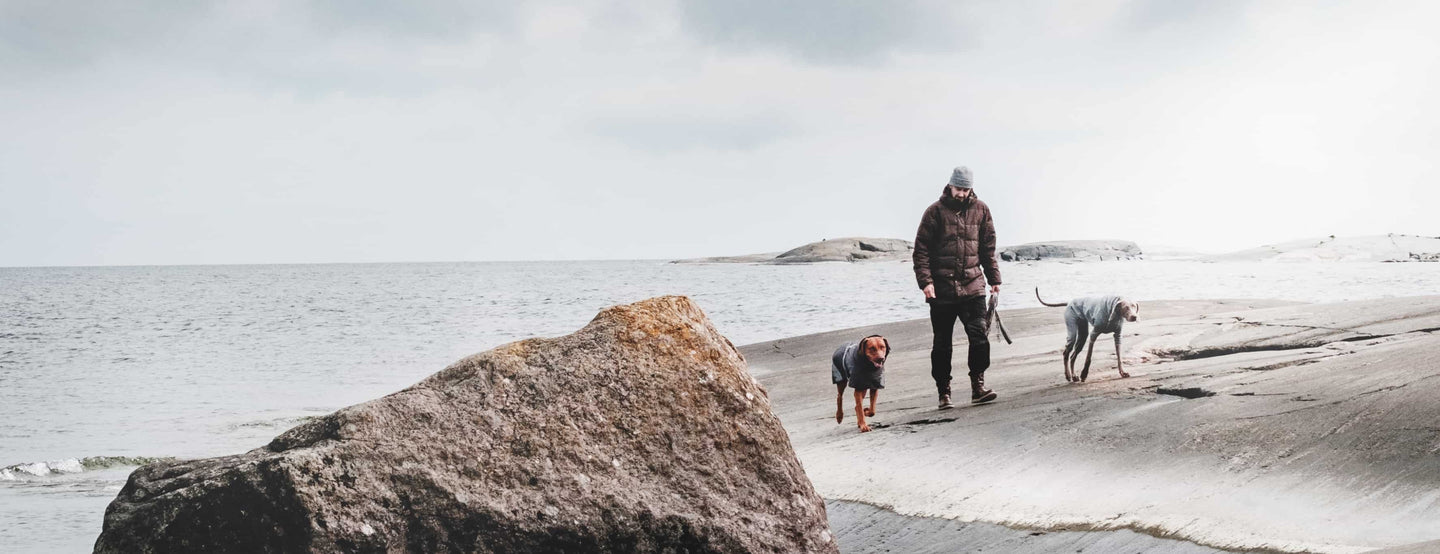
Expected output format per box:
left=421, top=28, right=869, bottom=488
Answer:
left=743, top=297, right=1440, bottom=553
left=826, top=500, right=1228, bottom=554
left=1000, top=239, right=1142, bottom=261
left=1204, top=234, right=1440, bottom=263
left=95, top=296, right=835, bottom=553
left=672, top=238, right=912, bottom=264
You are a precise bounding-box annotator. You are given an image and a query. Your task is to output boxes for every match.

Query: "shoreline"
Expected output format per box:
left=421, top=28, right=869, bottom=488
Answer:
left=825, top=498, right=1249, bottom=554
left=742, top=297, right=1440, bottom=554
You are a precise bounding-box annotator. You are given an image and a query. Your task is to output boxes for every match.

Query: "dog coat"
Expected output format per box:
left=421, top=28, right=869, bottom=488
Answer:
left=1065, top=295, right=1124, bottom=344
left=831, top=341, right=885, bottom=390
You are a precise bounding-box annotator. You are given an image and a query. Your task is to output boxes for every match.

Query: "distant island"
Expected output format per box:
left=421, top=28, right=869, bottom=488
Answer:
left=671, top=237, right=913, bottom=264
left=674, top=237, right=1143, bottom=264
left=1204, top=234, right=1440, bottom=263
left=672, top=234, right=1440, bottom=265
left=1000, top=240, right=1142, bottom=262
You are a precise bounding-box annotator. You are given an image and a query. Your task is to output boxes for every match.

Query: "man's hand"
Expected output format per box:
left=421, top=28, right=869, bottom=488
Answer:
left=990, top=284, right=1000, bottom=295
left=923, top=284, right=936, bottom=299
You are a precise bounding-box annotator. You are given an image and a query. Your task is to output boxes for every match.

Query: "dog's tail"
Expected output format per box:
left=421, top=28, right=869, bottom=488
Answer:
left=1035, top=287, right=1068, bottom=307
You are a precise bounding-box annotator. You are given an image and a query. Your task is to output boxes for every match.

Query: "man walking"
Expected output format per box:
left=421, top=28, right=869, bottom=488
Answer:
left=913, top=166, right=1001, bottom=409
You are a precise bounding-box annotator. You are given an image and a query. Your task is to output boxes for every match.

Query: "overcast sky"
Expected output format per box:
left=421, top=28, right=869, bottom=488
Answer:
left=3, top=1, right=1437, bottom=266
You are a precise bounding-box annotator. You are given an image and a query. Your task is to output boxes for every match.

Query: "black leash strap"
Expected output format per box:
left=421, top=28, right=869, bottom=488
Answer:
left=985, top=294, right=1013, bottom=345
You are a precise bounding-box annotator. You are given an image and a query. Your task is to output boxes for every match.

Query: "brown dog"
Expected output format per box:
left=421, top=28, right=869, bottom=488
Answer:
left=831, top=335, right=890, bottom=432
left=1036, top=288, right=1139, bottom=382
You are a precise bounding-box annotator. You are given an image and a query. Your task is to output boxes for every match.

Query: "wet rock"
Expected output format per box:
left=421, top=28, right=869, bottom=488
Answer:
left=95, top=296, right=835, bottom=553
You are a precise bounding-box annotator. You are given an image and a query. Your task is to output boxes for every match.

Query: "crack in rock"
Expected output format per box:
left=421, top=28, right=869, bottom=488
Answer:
left=769, top=342, right=799, bottom=359
left=1156, top=387, right=1216, bottom=399
left=869, top=417, right=960, bottom=431
left=1240, top=358, right=1322, bottom=371
left=1156, top=324, right=1435, bottom=362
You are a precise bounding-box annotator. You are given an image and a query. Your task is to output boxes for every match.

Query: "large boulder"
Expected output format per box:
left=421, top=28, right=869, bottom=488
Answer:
left=94, top=296, right=836, bottom=553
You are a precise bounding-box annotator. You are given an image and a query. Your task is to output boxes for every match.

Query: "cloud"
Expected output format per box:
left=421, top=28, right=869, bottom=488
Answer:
left=675, top=0, right=963, bottom=65
left=0, top=0, right=520, bottom=95
left=587, top=111, right=799, bottom=152
left=0, top=1, right=208, bottom=74
left=2, top=1, right=1439, bottom=266
left=302, top=0, right=516, bottom=38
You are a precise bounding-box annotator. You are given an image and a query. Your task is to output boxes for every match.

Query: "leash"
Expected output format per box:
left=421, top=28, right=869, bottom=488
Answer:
left=985, top=294, right=1013, bottom=345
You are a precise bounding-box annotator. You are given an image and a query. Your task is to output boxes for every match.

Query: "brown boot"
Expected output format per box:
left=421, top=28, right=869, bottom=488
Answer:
left=970, top=374, right=997, bottom=404
left=938, top=381, right=954, bottom=410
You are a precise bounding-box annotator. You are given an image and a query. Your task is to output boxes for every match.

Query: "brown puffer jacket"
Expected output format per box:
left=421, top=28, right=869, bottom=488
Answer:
left=913, top=189, right=1001, bottom=300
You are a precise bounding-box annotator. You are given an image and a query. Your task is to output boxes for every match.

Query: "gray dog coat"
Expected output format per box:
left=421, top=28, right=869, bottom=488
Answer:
left=1065, top=295, right=1125, bottom=347
left=831, top=340, right=885, bottom=390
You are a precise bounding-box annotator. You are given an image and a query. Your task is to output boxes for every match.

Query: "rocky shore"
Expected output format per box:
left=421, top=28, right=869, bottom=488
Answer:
left=743, top=296, right=1440, bottom=553
left=91, top=294, right=1440, bottom=553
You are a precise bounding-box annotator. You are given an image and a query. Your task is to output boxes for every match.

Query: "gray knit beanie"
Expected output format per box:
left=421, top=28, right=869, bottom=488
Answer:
left=949, top=166, right=973, bottom=189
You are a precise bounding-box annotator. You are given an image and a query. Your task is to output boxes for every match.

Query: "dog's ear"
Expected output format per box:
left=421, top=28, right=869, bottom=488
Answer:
left=882, top=337, right=890, bottom=357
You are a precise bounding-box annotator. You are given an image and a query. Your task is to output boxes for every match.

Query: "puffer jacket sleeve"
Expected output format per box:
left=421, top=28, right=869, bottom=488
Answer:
left=913, top=204, right=937, bottom=289
left=979, top=203, right=1001, bottom=286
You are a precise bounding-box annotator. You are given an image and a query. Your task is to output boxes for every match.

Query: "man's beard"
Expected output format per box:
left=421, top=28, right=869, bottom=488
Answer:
left=942, top=191, right=971, bottom=207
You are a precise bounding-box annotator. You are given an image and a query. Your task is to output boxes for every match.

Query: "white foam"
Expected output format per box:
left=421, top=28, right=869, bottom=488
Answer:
left=12, top=462, right=51, bottom=477
left=50, top=458, right=84, bottom=474
left=1, top=456, right=161, bottom=480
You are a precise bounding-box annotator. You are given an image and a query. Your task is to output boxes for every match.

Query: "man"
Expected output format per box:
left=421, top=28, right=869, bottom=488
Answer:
left=913, top=166, right=1001, bottom=409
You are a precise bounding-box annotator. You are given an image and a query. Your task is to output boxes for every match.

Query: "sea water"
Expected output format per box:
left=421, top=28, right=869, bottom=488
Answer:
left=2, top=259, right=1436, bottom=552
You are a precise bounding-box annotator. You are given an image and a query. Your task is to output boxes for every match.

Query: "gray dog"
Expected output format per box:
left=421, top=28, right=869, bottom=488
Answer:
left=1036, top=288, right=1139, bottom=382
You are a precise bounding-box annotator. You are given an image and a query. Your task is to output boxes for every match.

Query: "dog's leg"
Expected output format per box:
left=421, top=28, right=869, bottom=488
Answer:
left=854, top=389, right=871, bottom=432
left=1061, top=343, right=1074, bottom=382
left=1114, top=334, right=1129, bottom=378
left=865, top=389, right=879, bottom=417
left=1063, top=313, right=1084, bottom=383
left=1067, top=322, right=1088, bottom=383
left=835, top=381, right=847, bottom=423
left=1080, top=334, right=1099, bottom=382
left=1067, top=345, right=1085, bottom=383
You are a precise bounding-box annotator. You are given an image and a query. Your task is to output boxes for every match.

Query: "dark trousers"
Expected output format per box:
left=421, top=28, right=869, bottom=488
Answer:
left=930, top=295, right=990, bottom=390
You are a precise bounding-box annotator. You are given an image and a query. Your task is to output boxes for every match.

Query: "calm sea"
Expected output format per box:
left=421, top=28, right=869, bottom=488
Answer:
left=3, top=259, right=1437, bottom=552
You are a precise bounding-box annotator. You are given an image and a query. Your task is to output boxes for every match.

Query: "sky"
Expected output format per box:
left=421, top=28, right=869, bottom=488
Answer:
left=2, top=0, right=1437, bottom=266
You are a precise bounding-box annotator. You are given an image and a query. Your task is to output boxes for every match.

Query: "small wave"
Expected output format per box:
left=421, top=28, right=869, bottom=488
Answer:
left=226, top=415, right=320, bottom=431
left=1, top=456, right=173, bottom=481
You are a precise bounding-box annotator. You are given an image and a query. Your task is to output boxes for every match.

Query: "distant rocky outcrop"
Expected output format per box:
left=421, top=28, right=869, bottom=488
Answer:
left=1203, top=234, right=1440, bottom=263
left=1000, top=240, right=1142, bottom=262
left=94, top=297, right=836, bottom=553
left=1135, top=244, right=1214, bottom=260
left=673, top=238, right=913, bottom=264
left=773, top=238, right=912, bottom=264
